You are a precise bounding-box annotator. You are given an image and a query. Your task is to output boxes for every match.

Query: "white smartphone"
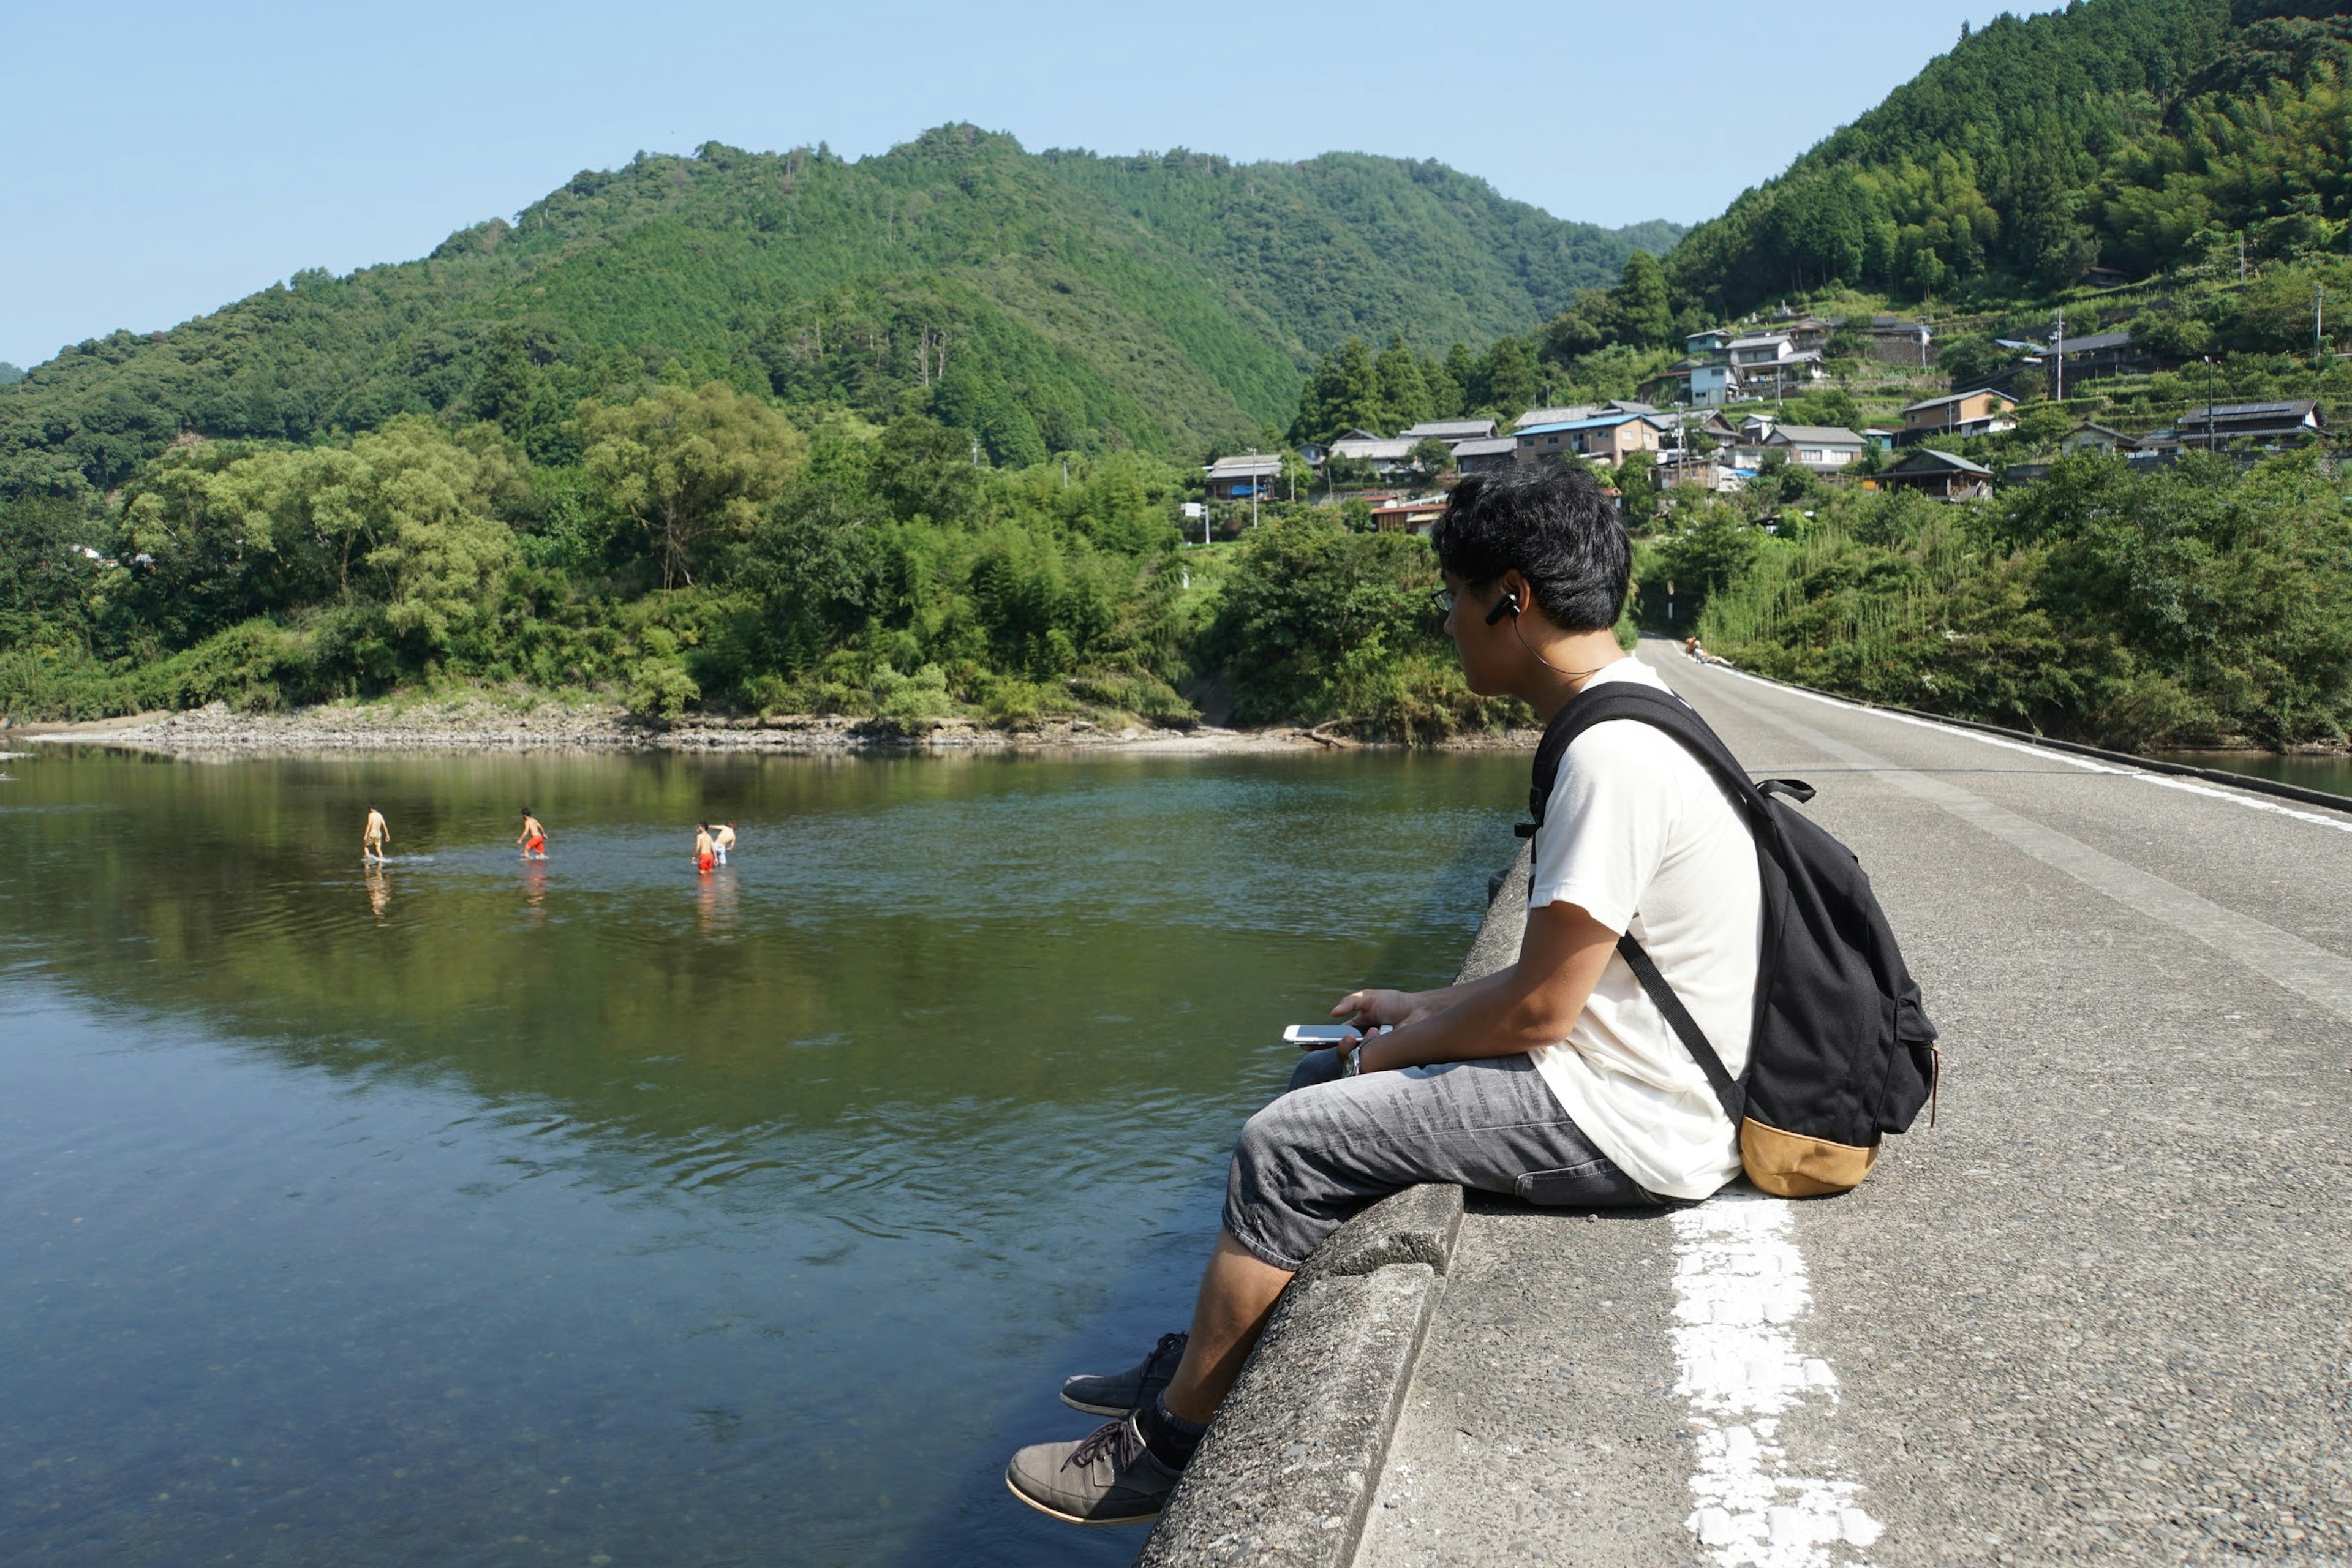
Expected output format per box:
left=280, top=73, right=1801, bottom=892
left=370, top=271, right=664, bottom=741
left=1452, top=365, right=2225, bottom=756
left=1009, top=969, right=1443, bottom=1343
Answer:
left=1282, top=1023, right=1392, bottom=1047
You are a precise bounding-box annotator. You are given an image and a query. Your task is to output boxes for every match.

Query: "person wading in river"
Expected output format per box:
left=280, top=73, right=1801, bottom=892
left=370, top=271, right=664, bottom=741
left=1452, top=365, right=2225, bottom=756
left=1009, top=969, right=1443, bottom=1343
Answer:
left=516, top=807, right=548, bottom=861
left=1005, top=464, right=1762, bottom=1526
left=712, top=822, right=736, bottom=865
left=695, top=824, right=717, bottom=876
left=362, top=804, right=390, bottom=865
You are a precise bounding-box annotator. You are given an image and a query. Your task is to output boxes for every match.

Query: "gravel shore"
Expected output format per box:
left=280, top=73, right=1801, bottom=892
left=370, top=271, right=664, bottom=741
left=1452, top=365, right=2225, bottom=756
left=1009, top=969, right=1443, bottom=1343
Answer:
left=9, top=699, right=1539, bottom=759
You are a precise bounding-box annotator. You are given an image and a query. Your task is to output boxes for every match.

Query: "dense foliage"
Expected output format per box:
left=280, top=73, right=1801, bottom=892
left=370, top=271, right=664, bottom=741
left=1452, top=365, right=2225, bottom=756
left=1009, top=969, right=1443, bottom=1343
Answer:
left=0, top=126, right=1673, bottom=500
left=1665, top=0, right=2352, bottom=315
left=1674, top=450, right=2352, bottom=749
left=0, top=385, right=1517, bottom=739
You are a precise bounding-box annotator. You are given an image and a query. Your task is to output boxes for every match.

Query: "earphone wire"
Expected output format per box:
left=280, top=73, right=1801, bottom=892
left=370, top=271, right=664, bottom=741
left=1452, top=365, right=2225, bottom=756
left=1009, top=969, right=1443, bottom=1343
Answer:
left=1506, top=598, right=1616, bottom=682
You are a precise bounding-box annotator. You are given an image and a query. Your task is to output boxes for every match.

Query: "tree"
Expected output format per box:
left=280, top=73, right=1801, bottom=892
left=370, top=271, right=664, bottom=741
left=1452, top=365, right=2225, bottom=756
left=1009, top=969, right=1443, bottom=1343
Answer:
left=1291, top=338, right=1385, bottom=444
left=1472, top=336, right=1539, bottom=418
left=1374, top=335, right=1433, bottom=431
left=872, top=412, right=982, bottom=524
left=573, top=382, right=807, bottom=588
left=121, top=417, right=519, bottom=656
left=1539, top=289, right=1618, bottom=363
left=1610, top=253, right=1674, bottom=347
left=1409, top=436, right=1455, bottom=479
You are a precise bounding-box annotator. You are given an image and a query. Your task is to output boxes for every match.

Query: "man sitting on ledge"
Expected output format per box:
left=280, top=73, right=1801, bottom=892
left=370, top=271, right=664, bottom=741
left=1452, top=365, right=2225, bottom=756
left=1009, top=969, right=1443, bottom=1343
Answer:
left=1006, top=466, right=1762, bottom=1526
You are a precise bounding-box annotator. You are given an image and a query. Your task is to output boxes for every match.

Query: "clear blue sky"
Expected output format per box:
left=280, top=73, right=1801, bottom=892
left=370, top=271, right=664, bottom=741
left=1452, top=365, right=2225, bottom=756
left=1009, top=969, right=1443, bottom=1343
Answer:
left=0, top=1, right=2053, bottom=371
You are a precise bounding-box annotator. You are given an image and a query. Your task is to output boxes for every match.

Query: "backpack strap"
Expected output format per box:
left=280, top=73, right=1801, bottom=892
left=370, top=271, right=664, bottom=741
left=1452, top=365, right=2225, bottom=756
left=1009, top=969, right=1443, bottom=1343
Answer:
left=1520, top=676, right=1767, bottom=1129
left=1615, top=932, right=1745, bottom=1125
left=1519, top=682, right=1777, bottom=839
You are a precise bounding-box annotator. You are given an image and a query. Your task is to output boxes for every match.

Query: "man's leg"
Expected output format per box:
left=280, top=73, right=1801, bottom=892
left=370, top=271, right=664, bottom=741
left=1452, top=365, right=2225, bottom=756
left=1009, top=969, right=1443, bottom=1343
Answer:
left=1009, top=1055, right=1651, bottom=1525
left=1159, top=1231, right=1291, bottom=1424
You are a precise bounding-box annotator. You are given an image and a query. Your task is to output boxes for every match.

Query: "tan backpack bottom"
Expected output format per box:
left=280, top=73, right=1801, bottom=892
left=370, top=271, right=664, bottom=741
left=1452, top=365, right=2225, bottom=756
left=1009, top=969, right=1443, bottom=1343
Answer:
left=1741, top=1117, right=1879, bottom=1197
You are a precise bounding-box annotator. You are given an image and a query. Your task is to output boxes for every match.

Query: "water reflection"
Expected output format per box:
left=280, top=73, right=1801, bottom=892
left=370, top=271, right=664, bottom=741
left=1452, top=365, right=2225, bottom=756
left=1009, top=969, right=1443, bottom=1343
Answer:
left=0, top=747, right=1525, bottom=1567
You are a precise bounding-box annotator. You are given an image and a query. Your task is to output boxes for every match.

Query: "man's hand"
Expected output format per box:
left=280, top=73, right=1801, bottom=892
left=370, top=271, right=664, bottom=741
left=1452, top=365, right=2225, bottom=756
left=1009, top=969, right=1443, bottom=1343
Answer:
left=1329, top=988, right=1419, bottom=1030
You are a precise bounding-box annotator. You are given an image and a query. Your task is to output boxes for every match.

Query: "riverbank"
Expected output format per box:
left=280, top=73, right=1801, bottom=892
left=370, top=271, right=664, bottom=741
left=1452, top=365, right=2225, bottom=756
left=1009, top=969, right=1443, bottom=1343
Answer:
left=7, top=697, right=1542, bottom=758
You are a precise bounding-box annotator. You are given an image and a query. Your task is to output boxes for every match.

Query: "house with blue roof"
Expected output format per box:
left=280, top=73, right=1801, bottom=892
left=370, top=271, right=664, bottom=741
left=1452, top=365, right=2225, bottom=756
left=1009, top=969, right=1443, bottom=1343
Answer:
left=1513, top=411, right=1661, bottom=469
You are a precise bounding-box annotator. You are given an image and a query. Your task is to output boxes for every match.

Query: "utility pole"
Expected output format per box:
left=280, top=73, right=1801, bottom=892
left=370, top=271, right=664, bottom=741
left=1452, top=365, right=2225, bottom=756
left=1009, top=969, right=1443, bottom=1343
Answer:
left=2238, top=232, right=2247, bottom=283
left=1251, top=458, right=1260, bottom=529
left=2052, top=310, right=2064, bottom=404
left=2318, top=285, right=2328, bottom=364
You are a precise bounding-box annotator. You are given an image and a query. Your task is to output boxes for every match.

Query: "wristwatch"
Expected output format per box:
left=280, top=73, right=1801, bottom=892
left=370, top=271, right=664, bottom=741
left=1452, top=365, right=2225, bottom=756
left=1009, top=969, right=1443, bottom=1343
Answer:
left=1340, top=1038, right=1366, bottom=1077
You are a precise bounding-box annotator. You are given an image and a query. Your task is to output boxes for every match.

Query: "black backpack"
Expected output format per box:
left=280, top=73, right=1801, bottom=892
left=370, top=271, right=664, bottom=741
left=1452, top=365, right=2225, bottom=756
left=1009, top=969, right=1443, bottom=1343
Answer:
left=1521, top=681, right=1940, bottom=1196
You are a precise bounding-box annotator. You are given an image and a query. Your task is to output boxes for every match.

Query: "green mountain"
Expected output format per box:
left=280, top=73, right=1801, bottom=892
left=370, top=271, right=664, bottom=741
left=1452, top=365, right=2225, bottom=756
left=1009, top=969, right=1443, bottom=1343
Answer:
left=1665, top=0, right=2352, bottom=315
left=0, top=126, right=1676, bottom=492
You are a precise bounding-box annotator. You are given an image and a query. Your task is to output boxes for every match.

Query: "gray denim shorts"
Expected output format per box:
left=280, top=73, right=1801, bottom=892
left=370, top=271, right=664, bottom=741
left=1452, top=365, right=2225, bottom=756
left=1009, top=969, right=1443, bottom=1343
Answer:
left=1221, top=1049, right=1665, bottom=1272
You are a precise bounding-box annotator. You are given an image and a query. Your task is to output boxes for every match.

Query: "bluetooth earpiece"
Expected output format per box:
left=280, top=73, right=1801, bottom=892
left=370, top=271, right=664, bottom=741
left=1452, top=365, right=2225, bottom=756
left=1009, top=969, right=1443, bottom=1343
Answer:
left=1485, top=589, right=1521, bottom=626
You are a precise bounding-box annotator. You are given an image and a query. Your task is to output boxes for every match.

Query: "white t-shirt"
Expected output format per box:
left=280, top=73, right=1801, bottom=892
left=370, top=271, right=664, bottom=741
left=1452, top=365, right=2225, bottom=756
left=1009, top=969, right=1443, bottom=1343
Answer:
left=1524, top=657, right=1760, bottom=1200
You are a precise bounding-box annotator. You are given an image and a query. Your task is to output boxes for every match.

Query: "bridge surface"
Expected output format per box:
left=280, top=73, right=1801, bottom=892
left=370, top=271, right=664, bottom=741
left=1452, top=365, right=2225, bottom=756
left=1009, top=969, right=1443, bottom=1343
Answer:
left=1351, top=649, right=2352, bottom=1566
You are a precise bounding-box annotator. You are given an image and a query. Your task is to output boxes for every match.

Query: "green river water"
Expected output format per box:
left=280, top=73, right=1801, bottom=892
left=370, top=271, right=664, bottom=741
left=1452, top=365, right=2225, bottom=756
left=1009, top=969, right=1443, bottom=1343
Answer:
left=0, top=745, right=1527, bottom=1567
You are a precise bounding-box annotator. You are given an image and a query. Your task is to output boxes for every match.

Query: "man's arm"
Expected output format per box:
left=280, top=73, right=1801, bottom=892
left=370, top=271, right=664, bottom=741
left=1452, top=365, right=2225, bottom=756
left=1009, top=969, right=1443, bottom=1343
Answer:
left=1352, top=900, right=1618, bottom=1074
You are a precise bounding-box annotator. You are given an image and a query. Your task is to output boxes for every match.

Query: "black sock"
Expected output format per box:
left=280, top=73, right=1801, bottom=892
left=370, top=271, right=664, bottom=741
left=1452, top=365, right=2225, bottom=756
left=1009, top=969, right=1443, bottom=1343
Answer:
left=1136, top=1394, right=1207, bottom=1469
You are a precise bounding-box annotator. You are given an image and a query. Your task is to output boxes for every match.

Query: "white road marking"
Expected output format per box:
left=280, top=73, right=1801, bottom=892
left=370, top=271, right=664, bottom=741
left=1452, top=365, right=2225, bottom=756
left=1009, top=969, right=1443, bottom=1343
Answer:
left=1672, top=1193, right=1880, bottom=1567
left=1713, top=684, right=2352, bottom=1023
left=1691, top=659, right=2352, bottom=836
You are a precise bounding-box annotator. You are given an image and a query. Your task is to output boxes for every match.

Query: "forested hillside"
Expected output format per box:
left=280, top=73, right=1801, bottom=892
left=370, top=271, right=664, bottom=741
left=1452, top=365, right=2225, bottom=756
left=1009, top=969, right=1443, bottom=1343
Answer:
left=1667, top=0, right=2351, bottom=314
left=0, top=126, right=1671, bottom=497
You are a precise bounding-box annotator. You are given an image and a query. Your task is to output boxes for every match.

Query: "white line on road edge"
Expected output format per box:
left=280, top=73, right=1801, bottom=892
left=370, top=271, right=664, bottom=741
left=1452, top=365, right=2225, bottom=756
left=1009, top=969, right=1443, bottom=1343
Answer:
left=1673, top=1193, right=1881, bottom=1568
left=1690, top=660, right=2352, bottom=837
left=1715, top=679, right=2352, bottom=1022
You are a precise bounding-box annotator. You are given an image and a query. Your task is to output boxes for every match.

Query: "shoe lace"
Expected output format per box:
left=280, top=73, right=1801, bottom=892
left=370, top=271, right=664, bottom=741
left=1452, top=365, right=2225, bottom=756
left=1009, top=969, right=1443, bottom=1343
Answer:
left=1145, top=1332, right=1188, bottom=1379
left=1064, top=1415, right=1144, bottom=1474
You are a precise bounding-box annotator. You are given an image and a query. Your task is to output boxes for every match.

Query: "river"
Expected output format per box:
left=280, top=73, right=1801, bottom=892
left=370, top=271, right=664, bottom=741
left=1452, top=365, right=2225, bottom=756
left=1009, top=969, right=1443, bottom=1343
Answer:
left=0, top=745, right=1526, bottom=1567
left=2162, top=749, right=2352, bottom=798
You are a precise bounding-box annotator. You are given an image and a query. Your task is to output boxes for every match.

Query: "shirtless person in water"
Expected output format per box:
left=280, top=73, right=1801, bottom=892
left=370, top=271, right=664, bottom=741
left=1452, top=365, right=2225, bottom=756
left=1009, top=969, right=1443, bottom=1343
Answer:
left=517, top=807, right=548, bottom=861
left=712, top=823, right=736, bottom=865
left=695, top=824, right=717, bottom=875
left=362, top=804, right=390, bottom=865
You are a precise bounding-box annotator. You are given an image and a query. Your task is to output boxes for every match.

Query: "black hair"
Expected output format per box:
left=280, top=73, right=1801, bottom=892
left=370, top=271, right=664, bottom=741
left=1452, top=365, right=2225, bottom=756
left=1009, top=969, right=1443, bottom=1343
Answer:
left=1430, top=466, right=1630, bottom=633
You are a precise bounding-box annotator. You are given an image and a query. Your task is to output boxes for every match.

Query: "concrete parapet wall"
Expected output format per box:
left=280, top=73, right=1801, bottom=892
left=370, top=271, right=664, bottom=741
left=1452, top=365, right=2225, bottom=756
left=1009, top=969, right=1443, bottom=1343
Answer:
left=1139, top=845, right=1528, bottom=1567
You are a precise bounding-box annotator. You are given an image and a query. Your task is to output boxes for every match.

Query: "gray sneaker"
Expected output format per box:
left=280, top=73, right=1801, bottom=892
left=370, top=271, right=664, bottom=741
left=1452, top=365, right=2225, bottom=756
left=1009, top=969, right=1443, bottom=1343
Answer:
left=1060, top=1331, right=1188, bottom=1416
left=1005, top=1412, right=1182, bottom=1526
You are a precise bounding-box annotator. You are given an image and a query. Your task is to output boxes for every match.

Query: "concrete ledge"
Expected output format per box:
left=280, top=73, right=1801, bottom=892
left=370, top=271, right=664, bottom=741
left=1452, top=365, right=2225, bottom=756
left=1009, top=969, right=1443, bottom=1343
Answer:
left=1293, top=1183, right=1463, bottom=1285
left=1137, top=848, right=1529, bottom=1567
left=1135, top=1263, right=1441, bottom=1568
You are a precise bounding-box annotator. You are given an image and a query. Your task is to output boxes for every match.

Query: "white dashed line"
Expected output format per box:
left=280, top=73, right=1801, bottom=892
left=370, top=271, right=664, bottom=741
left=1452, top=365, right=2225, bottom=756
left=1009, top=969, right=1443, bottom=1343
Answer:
left=1672, top=1194, right=1882, bottom=1567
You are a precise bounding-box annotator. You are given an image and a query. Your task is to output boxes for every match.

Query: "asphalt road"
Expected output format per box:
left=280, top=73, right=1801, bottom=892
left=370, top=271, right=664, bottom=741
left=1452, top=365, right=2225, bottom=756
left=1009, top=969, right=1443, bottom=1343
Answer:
left=1356, top=643, right=2352, bottom=1568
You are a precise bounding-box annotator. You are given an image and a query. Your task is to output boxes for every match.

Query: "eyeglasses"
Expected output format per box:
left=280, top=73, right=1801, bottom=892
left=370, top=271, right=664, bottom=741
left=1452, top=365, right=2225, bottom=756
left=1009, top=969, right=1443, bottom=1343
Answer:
left=1428, top=586, right=1456, bottom=614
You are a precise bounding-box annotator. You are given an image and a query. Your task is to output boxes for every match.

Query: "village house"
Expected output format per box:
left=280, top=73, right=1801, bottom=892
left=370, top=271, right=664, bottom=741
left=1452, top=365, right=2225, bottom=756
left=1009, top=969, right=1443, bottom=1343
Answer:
left=1515, top=412, right=1660, bottom=468
left=1724, top=333, right=1825, bottom=395
left=1513, top=405, right=1601, bottom=429
left=1369, top=497, right=1450, bottom=533
left=1325, top=429, right=1420, bottom=478
left=1204, top=453, right=1283, bottom=499
left=2047, top=329, right=2149, bottom=384
left=1447, top=435, right=1519, bottom=476
left=1776, top=315, right=1837, bottom=355
left=1900, top=388, right=2018, bottom=441
left=1654, top=448, right=1749, bottom=492
left=2140, top=400, right=2328, bottom=452
left=1876, top=447, right=1993, bottom=501
left=1400, top=418, right=1498, bottom=442
left=1763, top=424, right=1866, bottom=473
left=2059, top=421, right=2139, bottom=456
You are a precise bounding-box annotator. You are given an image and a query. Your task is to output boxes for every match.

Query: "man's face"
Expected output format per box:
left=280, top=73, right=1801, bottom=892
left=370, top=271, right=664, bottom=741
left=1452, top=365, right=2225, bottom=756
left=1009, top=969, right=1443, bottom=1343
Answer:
left=1441, top=570, right=1515, bottom=696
